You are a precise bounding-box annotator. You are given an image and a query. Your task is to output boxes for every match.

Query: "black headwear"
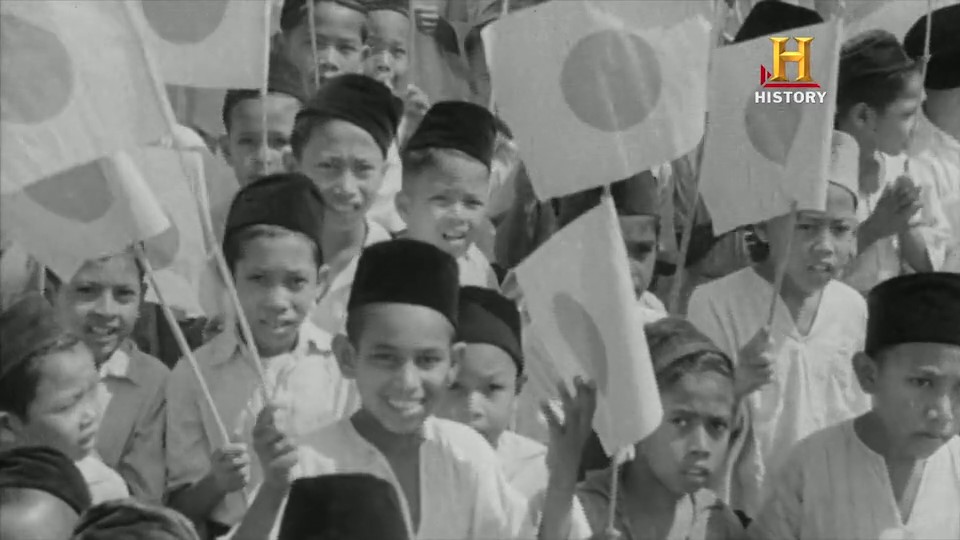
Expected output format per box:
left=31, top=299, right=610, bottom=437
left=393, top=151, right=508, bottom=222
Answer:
left=457, top=286, right=523, bottom=375
left=280, top=0, right=368, bottom=32
left=72, top=499, right=200, bottom=540
left=734, top=1, right=824, bottom=43
left=865, top=273, right=960, bottom=356
left=296, top=74, right=403, bottom=157
left=839, top=30, right=917, bottom=87
left=364, top=0, right=409, bottom=17
left=0, top=293, right=73, bottom=381
left=223, top=173, right=325, bottom=263
left=405, top=101, right=498, bottom=168
left=903, top=4, right=960, bottom=90
left=347, top=239, right=459, bottom=328
left=0, top=446, right=92, bottom=514
left=278, top=474, right=410, bottom=540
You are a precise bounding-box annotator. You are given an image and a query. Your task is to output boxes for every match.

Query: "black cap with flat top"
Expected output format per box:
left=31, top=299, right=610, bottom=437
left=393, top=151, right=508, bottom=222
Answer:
left=733, top=1, right=823, bottom=43
left=457, top=286, right=523, bottom=375
left=865, top=273, right=960, bottom=356
left=405, top=101, right=498, bottom=168
left=903, top=4, right=960, bottom=90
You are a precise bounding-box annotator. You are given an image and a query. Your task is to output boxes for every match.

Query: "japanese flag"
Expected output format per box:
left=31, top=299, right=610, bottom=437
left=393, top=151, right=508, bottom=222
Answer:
left=699, top=18, right=842, bottom=234
left=0, top=152, right=170, bottom=282
left=515, top=197, right=662, bottom=454
left=0, top=0, right=173, bottom=194
left=132, top=0, right=271, bottom=89
left=485, top=0, right=713, bottom=201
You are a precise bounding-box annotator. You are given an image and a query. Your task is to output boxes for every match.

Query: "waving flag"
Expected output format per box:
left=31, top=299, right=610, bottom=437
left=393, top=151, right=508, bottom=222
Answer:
left=485, top=0, right=713, bottom=201
left=132, top=0, right=271, bottom=88
left=0, top=0, right=173, bottom=194
left=1, top=152, right=170, bottom=281
left=515, top=197, right=662, bottom=454
left=699, top=18, right=842, bottom=234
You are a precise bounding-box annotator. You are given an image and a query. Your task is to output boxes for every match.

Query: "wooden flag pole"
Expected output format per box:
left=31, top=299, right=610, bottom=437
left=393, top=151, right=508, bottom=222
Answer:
left=307, top=0, right=321, bottom=91
left=260, top=0, right=273, bottom=178
left=764, top=201, right=798, bottom=333
left=606, top=458, right=620, bottom=536
left=666, top=141, right=706, bottom=315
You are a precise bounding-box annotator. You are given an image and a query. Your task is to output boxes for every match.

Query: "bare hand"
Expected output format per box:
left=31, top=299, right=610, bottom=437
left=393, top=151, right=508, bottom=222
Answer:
left=866, top=176, right=923, bottom=238
left=210, top=443, right=251, bottom=493
left=544, top=377, right=598, bottom=476
left=402, top=84, right=430, bottom=120
left=736, top=328, right=775, bottom=396
left=252, top=405, right=299, bottom=489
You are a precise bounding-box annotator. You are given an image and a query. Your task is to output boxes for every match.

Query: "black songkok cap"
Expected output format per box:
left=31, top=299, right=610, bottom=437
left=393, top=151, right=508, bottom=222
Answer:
left=364, top=0, right=409, bottom=16
left=0, top=446, right=91, bottom=515
left=904, top=4, right=960, bottom=90
left=280, top=0, right=368, bottom=32
left=278, top=474, right=409, bottom=540
left=296, top=73, right=403, bottom=157
left=0, top=293, right=73, bottom=381
left=347, top=239, right=459, bottom=328
left=866, top=273, right=960, bottom=356
left=457, top=286, right=523, bottom=375
left=72, top=499, right=200, bottom=540
left=840, top=30, right=917, bottom=87
left=405, top=101, right=498, bottom=168
left=223, top=173, right=325, bottom=262
left=733, top=1, right=823, bottom=43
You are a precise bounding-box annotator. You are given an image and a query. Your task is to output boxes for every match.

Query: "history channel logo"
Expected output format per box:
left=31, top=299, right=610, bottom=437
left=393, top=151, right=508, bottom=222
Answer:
left=755, top=36, right=827, bottom=105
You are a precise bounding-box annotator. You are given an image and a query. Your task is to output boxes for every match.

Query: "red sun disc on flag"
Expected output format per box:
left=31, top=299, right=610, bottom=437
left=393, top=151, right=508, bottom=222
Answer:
left=0, top=14, right=74, bottom=125
left=552, top=292, right=608, bottom=394
left=141, top=0, right=230, bottom=45
left=22, top=160, right=114, bottom=223
left=560, top=29, right=662, bottom=133
left=744, top=92, right=803, bottom=166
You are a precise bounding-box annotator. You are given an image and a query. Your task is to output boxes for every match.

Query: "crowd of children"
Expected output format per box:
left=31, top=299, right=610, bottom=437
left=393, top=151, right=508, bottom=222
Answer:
left=1, top=0, right=958, bottom=539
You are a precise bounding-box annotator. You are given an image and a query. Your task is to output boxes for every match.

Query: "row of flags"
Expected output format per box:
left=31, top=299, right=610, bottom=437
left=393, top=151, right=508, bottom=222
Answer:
left=0, top=0, right=948, bottom=454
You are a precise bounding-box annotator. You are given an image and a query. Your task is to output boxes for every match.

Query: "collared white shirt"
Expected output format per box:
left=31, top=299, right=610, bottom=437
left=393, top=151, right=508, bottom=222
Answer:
left=165, top=321, right=359, bottom=525
left=311, top=220, right=392, bottom=335
left=367, top=142, right=407, bottom=234
left=75, top=453, right=130, bottom=504
left=688, top=267, right=871, bottom=517
left=459, top=243, right=500, bottom=290
left=95, top=342, right=169, bottom=504
left=909, top=112, right=960, bottom=272
left=750, top=421, right=960, bottom=540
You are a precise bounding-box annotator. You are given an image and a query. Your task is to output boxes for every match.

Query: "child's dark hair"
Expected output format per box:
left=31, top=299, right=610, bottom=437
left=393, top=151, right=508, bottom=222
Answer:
left=290, top=113, right=329, bottom=160
left=223, top=224, right=323, bottom=273
left=43, top=249, right=147, bottom=301
left=836, top=30, right=922, bottom=122
left=399, top=146, right=486, bottom=191
left=280, top=0, right=369, bottom=41
left=0, top=294, right=82, bottom=418
left=222, top=56, right=305, bottom=133
left=644, top=317, right=734, bottom=392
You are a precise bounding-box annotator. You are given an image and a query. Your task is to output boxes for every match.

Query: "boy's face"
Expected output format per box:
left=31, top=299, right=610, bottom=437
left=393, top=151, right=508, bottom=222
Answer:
left=619, top=215, right=658, bottom=298
left=437, top=343, right=519, bottom=444
left=641, top=371, right=735, bottom=496
left=364, top=10, right=410, bottom=92
left=297, top=119, right=386, bottom=225
left=760, top=183, right=858, bottom=295
left=233, top=233, right=323, bottom=357
left=858, top=72, right=924, bottom=156
left=398, top=154, right=491, bottom=258
left=2, top=344, right=101, bottom=461
left=282, top=1, right=367, bottom=96
left=336, top=304, right=458, bottom=435
left=55, top=253, right=142, bottom=366
left=223, top=94, right=302, bottom=187
left=856, top=343, right=960, bottom=459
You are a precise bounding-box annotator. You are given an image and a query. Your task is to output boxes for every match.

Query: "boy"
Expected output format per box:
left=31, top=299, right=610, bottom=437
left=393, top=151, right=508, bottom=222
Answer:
left=231, top=239, right=595, bottom=540
left=749, top=273, right=960, bottom=540
left=1, top=446, right=92, bottom=540
left=835, top=30, right=951, bottom=293
left=904, top=4, right=960, bottom=272
left=0, top=294, right=129, bottom=505
left=278, top=0, right=368, bottom=97
left=165, top=174, right=359, bottom=536
left=396, top=100, right=500, bottom=289
left=687, top=131, right=871, bottom=517
left=220, top=61, right=305, bottom=188
left=437, top=286, right=547, bottom=500
left=51, top=250, right=169, bottom=504
left=291, top=74, right=401, bottom=334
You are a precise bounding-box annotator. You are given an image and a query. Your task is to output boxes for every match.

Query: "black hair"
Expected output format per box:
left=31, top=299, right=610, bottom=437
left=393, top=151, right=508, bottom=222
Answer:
left=399, top=146, right=486, bottom=191
left=280, top=0, right=369, bottom=42
left=836, top=32, right=922, bottom=122
left=222, top=89, right=304, bottom=134
left=222, top=224, right=323, bottom=274
left=0, top=334, right=82, bottom=419
left=290, top=112, right=327, bottom=160
left=654, top=350, right=734, bottom=392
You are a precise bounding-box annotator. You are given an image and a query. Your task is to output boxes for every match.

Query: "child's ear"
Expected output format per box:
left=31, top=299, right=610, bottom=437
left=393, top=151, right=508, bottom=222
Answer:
left=448, top=342, right=465, bottom=386
left=360, top=44, right=372, bottom=64
left=853, top=351, right=879, bottom=395
left=395, top=191, right=411, bottom=225
left=332, top=334, right=358, bottom=379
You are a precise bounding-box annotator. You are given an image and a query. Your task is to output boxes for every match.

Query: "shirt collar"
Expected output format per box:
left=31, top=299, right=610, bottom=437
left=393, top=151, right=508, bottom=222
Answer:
left=207, top=320, right=332, bottom=368
left=98, top=342, right=135, bottom=383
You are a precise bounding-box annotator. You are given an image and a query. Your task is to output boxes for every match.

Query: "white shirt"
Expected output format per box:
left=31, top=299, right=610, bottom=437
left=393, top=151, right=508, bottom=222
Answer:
left=458, top=243, right=499, bottom=289
left=909, top=112, right=960, bottom=272
left=368, top=143, right=407, bottom=234
left=750, top=421, right=960, bottom=540
left=687, top=267, right=871, bottom=516
left=259, top=417, right=539, bottom=540
left=75, top=453, right=130, bottom=504
left=311, top=220, right=392, bottom=335
left=165, top=321, right=359, bottom=525
left=496, top=430, right=548, bottom=502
